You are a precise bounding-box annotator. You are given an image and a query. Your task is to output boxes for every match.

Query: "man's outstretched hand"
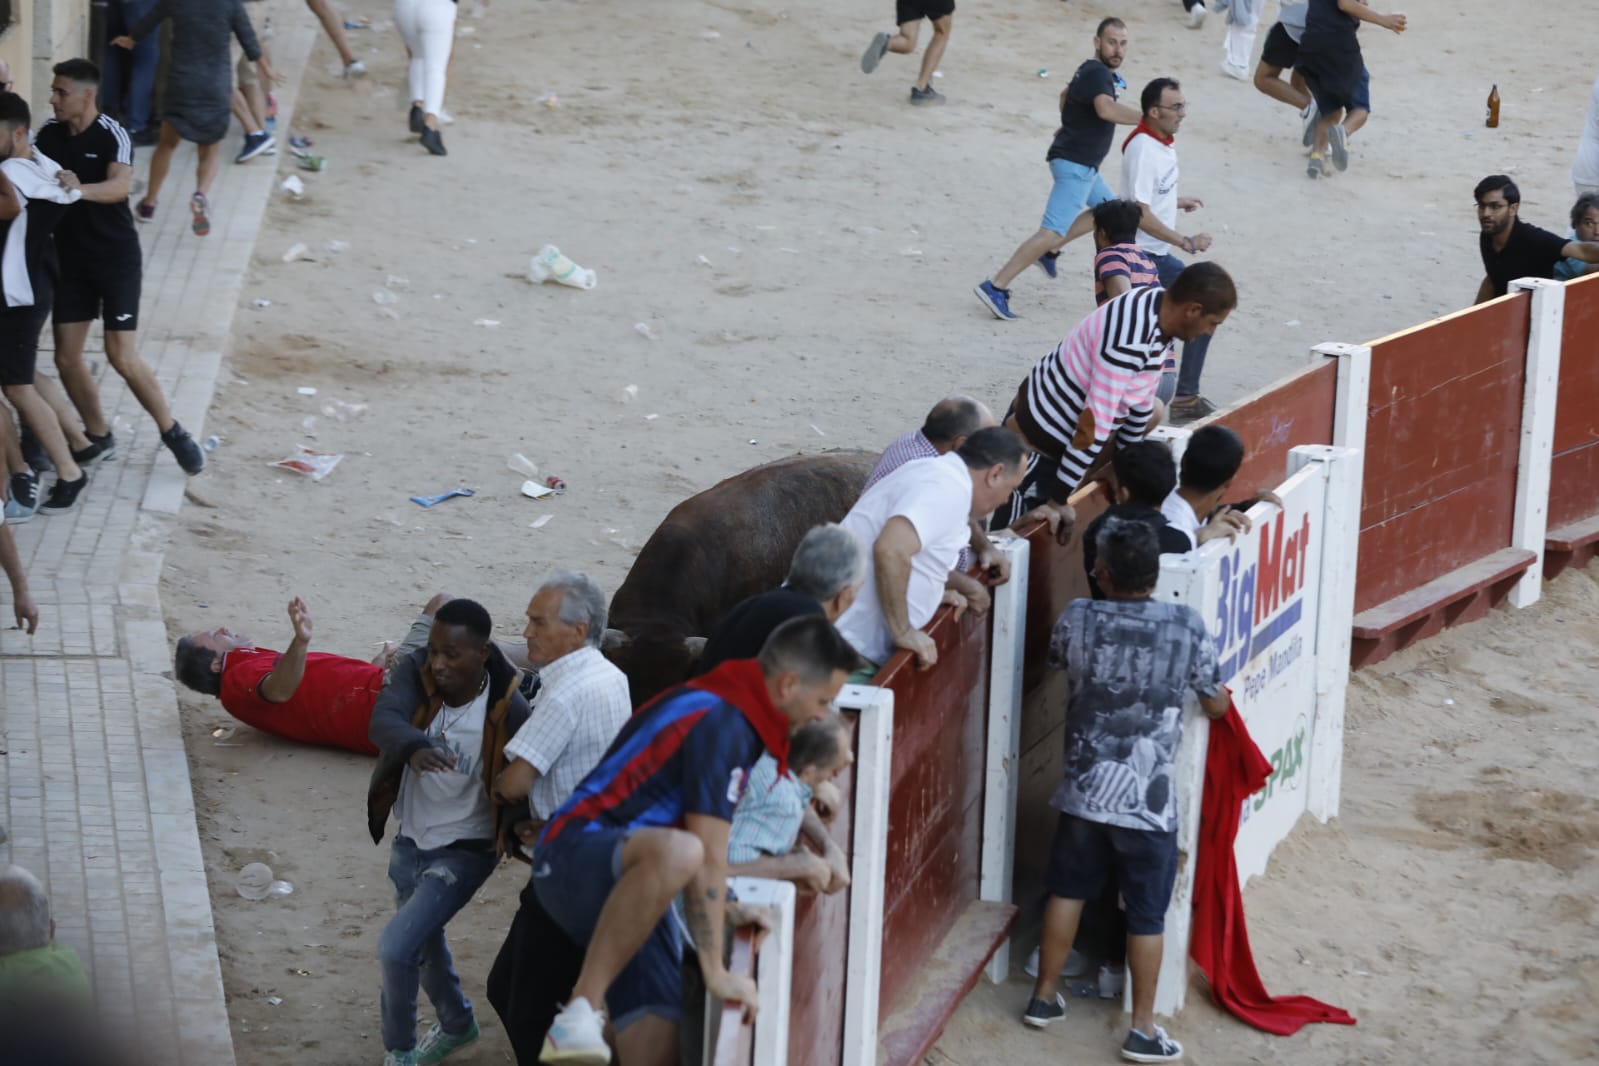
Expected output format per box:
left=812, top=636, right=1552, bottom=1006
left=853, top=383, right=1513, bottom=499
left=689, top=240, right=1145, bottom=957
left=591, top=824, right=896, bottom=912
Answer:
left=287, top=597, right=313, bottom=644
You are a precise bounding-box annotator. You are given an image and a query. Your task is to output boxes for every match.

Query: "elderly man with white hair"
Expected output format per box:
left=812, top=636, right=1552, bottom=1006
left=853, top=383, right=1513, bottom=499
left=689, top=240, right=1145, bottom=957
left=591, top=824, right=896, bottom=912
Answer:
left=493, top=571, right=633, bottom=842
left=0, top=864, right=90, bottom=1003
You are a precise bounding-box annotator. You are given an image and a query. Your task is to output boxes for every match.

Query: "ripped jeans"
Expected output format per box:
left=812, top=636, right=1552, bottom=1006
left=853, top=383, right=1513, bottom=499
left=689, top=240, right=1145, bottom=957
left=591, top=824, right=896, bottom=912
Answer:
left=378, top=835, right=496, bottom=1051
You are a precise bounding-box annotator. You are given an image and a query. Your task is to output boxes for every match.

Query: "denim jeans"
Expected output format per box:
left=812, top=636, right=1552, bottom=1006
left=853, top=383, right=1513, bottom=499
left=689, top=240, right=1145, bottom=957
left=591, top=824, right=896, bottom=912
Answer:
left=103, top=0, right=161, bottom=133
left=379, top=835, right=496, bottom=1052
left=1150, top=252, right=1211, bottom=399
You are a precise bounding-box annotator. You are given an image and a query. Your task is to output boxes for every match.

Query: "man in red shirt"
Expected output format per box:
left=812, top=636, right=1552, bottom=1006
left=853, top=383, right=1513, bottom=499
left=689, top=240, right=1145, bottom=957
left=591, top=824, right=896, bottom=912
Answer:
left=172, top=594, right=451, bottom=755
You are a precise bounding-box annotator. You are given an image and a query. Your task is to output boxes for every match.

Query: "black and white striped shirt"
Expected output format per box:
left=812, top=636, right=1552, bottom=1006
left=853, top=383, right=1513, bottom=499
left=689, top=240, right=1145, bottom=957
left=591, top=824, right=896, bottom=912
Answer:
left=1015, top=286, right=1172, bottom=501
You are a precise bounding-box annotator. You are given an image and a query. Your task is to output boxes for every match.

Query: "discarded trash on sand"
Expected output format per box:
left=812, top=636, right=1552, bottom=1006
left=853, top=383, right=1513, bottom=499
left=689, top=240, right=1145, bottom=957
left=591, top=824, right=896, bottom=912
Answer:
left=410, top=487, right=475, bottom=508
left=529, top=244, right=597, bottom=289
left=271, top=446, right=343, bottom=481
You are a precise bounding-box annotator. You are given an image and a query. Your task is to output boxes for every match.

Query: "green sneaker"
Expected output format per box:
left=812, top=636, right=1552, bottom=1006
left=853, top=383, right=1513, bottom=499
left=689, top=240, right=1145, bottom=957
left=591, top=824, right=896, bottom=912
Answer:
left=416, top=1019, right=480, bottom=1063
left=383, top=1051, right=418, bottom=1066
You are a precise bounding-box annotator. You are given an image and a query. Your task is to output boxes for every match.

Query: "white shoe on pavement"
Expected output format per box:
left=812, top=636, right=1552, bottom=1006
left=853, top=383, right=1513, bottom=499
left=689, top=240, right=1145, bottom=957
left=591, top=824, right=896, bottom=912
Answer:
left=540, top=998, right=610, bottom=1064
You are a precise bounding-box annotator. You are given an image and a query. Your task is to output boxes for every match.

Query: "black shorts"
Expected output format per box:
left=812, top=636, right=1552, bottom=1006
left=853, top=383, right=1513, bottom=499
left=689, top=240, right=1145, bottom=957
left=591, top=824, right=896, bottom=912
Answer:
left=0, top=297, right=54, bottom=388
left=1297, top=30, right=1364, bottom=115
left=1260, top=22, right=1299, bottom=70
left=1045, top=813, right=1178, bottom=936
left=54, top=259, right=142, bottom=331
left=897, top=0, right=954, bottom=25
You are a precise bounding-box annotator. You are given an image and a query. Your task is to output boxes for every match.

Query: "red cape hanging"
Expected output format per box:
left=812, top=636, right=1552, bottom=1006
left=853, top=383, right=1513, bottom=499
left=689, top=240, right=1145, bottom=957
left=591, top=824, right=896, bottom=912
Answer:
left=687, top=659, right=793, bottom=776
left=1190, top=694, right=1357, bottom=1035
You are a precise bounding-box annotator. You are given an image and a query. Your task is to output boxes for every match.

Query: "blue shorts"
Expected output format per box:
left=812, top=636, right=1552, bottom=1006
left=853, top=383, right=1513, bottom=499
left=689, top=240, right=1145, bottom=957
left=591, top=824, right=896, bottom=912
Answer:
left=1042, top=158, right=1116, bottom=236
left=533, top=827, right=685, bottom=1031
left=1351, top=67, right=1371, bottom=114
left=1044, top=813, right=1178, bottom=936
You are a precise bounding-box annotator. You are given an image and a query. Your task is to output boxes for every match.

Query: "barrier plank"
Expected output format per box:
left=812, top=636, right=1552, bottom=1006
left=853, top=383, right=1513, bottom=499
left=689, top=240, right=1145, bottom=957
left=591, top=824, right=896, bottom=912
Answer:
left=1356, top=294, right=1531, bottom=613
left=873, top=602, right=990, bottom=1025
left=1204, top=361, right=1338, bottom=498
left=1549, top=273, right=1599, bottom=530
left=786, top=714, right=860, bottom=1066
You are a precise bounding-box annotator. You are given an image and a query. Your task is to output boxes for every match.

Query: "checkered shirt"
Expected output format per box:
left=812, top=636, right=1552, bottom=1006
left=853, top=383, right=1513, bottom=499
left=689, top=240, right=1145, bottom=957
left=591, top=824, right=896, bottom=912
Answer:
left=503, top=645, right=632, bottom=820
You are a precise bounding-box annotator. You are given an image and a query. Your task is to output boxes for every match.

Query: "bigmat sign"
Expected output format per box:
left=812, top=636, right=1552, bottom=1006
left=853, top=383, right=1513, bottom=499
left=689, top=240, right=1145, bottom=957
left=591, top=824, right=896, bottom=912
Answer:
left=1209, top=463, right=1325, bottom=883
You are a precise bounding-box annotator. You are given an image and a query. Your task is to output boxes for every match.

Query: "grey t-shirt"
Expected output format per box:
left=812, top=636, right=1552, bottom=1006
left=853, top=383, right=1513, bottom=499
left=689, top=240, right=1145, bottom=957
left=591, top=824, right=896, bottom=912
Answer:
left=1048, top=598, right=1221, bottom=833
left=1279, top=2, right=1308, bottom=41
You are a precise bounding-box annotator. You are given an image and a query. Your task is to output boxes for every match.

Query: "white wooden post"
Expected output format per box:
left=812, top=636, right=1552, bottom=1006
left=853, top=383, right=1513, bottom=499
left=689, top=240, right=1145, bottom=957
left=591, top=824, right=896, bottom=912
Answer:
left=1315, top=342, right=1372, bottom=457
left=836, top=684, right=894, bottom=1066
left=1507, top=277, right=1567, bottom=608
left=1149, top=549, right=1223, bottom=1017
left=980, top=534, right=1030, bottom=984
left=721, top=877, right=796, bottom=1066
left=1287, top=446, right=1362, bottom=822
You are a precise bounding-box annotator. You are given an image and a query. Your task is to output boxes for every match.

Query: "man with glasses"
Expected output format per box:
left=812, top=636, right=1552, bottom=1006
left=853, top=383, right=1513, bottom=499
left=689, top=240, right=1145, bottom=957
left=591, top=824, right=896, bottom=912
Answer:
left=1117, top=78, right=1216, bottom=423
left=1475, top=174, right=1599, bottom=304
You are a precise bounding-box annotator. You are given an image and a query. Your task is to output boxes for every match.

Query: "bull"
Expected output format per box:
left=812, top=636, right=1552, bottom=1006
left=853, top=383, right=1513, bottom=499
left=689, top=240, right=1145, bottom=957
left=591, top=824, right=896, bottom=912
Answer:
left=602, top=450, right=876, bottom=706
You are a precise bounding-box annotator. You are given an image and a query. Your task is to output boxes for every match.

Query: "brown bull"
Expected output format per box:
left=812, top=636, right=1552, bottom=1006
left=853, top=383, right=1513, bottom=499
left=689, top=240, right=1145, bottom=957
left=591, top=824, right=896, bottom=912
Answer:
left=603, top=450, right=876, bottom=706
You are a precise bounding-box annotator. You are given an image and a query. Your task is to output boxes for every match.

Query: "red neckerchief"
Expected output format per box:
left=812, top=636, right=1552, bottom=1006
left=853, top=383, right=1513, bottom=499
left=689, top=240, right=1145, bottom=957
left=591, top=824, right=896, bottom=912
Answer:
left=686, top=659, right=792, bottom=776
left=1123, top=118, right=1174, bottom=153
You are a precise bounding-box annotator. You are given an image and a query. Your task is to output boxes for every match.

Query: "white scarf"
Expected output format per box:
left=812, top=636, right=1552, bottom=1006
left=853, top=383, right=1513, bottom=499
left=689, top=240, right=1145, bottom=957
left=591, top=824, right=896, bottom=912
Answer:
left=1, top=150, right=81, bottom=308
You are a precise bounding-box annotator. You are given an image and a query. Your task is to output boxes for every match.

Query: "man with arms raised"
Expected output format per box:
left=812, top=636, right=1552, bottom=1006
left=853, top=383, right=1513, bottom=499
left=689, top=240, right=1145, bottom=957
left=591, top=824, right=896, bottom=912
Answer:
left=536, top=615, right=859, bottom=1065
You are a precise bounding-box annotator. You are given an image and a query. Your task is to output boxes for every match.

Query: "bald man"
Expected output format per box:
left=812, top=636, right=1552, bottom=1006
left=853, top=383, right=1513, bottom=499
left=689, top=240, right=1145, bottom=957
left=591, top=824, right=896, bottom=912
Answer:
left=866, top=395, right=1013, bottom=607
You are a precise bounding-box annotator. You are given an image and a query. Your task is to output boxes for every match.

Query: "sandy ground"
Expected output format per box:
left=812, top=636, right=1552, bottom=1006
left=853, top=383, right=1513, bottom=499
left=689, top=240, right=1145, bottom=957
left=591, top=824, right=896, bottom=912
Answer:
left=156, top=0, right=1599, bottom=1061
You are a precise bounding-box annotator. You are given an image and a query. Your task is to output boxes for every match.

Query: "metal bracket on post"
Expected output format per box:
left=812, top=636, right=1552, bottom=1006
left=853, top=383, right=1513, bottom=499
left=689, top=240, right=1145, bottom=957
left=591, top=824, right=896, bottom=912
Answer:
left=1507, top=277, right=1566, bottom=608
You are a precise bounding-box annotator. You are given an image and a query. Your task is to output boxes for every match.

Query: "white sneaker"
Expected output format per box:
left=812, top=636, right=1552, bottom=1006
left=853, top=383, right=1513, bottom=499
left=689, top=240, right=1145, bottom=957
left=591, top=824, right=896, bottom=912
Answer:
left=1098, top=963, right=1126, bottom=999
left=540, top=998, right=610, bottom=1064
left=1186, top=3, right=1207, bottom=28
left=345, top=58, right=367, bottom=77
left=1023, top=946, right=1091, bottom=979
left=438, top=107, right=455, bottom=125
left=1220, top=59, right=1249, bottom=81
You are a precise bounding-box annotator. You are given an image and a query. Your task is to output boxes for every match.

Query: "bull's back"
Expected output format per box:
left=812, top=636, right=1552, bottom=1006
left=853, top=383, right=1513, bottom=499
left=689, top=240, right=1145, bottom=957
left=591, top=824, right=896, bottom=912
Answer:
left=610, top=451, right=876, bottom=635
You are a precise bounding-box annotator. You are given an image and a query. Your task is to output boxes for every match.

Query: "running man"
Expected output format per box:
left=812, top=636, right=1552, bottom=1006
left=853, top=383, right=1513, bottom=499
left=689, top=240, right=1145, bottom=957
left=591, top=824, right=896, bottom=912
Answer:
left=1253, top=3, right=1373, bottom=156
left=34, top=59, right=206, bottom=476
left=1297, top=0, right=1404, bottom=180
left=1118, top=77, right=1217, bottom=422
left=976, top=18, right=1140, bottom=321
left=859, top=0, right=954, bottom=106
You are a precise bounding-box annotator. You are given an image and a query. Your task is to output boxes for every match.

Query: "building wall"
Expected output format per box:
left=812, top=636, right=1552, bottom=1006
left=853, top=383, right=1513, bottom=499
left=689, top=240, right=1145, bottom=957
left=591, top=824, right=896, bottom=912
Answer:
left=33, top=0, right=91, bottom=100
left=0, top=1, right=35, bottom=98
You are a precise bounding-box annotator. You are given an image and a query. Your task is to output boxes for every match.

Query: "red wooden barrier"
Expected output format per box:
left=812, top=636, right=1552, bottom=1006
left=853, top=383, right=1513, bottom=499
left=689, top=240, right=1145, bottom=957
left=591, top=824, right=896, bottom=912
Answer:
left=786, top=714, right=860, bottom=1066
left=1545, top=273, right=1599, bottom=576
left=1351, top=294, right=1535, bottom=665
left=1203, top=361, right=1338, bottom=499
left=873, top=601, right=991, bottom=1022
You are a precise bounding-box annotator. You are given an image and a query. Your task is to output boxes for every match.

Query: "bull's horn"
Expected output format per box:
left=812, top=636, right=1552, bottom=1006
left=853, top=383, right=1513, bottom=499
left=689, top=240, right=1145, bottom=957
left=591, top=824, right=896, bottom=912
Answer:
left=684, top=636, right=707, bottom=659
left=601, top=628, right=631, bottom=651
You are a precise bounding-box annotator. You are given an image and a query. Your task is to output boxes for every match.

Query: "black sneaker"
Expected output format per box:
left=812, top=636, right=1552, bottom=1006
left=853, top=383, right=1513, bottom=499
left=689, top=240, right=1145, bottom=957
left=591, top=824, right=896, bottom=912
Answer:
left=1121, top=1024, right=1184, bottom=1062
left=910, top=85, right=946, bottom=106
left=161, top=421, right=206, bottom=475
left=235, top=131, right=275, bottom=164
left=131, top=126, right=160, bottom=148
left=1021, top=991, right=1066, bottom=1029
left=71, top=431, right=116, bottom=466
left=5, top=471, right=40, bottom=522
left=409, top=104, right=425, bottom=134
left=39, top=473, right=89, bottom=515
left=420, top=127, right=447, bottom=156
left=18, top=424, right=51, bottom=472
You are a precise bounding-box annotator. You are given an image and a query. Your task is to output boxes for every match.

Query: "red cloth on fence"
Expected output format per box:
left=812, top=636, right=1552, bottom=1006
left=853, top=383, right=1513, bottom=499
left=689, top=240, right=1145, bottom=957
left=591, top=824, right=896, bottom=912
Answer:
left=1190, top=698, right=1357, bottom=1035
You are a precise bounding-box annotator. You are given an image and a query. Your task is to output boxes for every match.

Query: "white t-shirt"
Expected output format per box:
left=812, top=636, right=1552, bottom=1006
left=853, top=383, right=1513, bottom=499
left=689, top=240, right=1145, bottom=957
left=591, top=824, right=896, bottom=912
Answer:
left=1121, top=131, right=1181, bottom=258
left=836, top=452, right=974, bottom=665
left=395, top=685, right=495, bottom=851
left=1160, top=491, right=1200, bottom=550
left=1573, top=76, right=1599, bottom=188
